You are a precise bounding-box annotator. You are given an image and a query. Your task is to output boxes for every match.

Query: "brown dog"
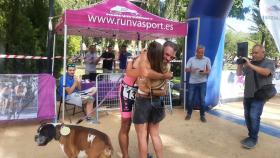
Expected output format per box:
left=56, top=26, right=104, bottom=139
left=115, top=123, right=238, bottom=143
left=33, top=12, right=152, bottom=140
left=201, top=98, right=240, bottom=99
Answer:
left=35, top=123, right=113, bottom=158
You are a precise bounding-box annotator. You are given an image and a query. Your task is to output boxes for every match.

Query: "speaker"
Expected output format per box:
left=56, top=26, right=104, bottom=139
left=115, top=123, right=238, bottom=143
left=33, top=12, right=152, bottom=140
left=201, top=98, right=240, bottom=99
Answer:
left=237, top=42, right=248, bottom=57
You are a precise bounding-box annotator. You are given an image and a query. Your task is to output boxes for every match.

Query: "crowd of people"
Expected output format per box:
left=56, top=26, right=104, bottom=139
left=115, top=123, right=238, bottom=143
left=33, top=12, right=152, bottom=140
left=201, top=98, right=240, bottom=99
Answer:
left=56, top=42, right=275, bottom=157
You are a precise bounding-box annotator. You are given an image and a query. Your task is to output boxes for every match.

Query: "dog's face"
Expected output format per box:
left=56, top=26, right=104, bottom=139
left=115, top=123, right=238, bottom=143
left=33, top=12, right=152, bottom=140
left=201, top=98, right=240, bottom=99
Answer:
left=34, top=124, right=56, bottom=146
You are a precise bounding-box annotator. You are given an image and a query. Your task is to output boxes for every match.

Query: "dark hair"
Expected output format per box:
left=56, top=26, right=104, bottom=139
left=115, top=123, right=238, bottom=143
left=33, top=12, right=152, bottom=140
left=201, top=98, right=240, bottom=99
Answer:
left=147, top=41, right=163, bottom=73
left=163, top=41, right=178, bottom=52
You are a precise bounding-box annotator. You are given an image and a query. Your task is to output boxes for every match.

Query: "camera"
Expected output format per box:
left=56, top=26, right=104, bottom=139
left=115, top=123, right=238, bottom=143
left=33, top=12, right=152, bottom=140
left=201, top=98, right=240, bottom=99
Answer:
left=236, top=42, right=248, bottom=65
left=236, top=57, right=246, bottom=64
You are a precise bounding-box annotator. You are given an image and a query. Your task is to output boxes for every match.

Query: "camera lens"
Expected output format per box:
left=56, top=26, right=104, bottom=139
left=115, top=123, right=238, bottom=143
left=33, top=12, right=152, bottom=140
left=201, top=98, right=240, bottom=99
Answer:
left=236, top=58, right=246, bottom=64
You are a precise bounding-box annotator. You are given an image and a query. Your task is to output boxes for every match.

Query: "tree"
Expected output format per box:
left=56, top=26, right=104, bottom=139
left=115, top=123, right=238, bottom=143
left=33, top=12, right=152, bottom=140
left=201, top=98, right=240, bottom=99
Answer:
left=250, top=0, right=279, bottom=59
left=0, top=0, right=63, bottom=74
left=229, top=0, right=250, bottom=20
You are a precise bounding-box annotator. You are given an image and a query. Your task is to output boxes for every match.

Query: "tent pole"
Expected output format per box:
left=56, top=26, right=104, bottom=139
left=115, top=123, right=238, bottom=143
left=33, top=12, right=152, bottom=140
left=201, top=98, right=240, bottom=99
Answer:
left=182, top=17, right=200, bottom=112
left=52, top=34, right=56, bottom=76
left=54, top=85, right=57, bottom=123
left=62, top=25, right=67, bottom=122
left=52, top=34, right=56, bottom=123
left=137, top=33, right=141, bottom=54
left=183, top=35, right=188, bottom=112
left=62, top=10, right=68, bottom=122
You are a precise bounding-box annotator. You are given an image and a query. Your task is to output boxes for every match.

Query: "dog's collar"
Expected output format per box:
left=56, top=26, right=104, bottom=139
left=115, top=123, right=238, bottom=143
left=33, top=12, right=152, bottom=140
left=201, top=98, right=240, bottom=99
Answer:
left=54, top=125, right=62, bottom=141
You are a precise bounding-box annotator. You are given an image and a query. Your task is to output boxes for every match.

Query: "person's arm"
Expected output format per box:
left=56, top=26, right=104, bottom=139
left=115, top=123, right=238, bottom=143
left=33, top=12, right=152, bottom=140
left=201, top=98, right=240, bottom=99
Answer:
left=83, top=53, right=90, bottom=64
left=236, top=64, right=243, bottom=76
left=65, top=77, right=81, bottom=94
left=22, top=86, right=27, bottom=96
left=14, top=86, right=19, bottom=95
left=242, top=57, right=272, bottom=76
left=93, top=54, right=101, bottom=65
left=113, top=53, right=116, bottom=70
left=65, top=84, right=76, bottom=95
left=125, top=57, right=140, bottom=77
left=76, top=76, right=82, bottom=91
left=185, top=58, right=198, bottom=73
left=201, top=58, right=211, bottom=75
left=138, top=53, right=172, bottom=79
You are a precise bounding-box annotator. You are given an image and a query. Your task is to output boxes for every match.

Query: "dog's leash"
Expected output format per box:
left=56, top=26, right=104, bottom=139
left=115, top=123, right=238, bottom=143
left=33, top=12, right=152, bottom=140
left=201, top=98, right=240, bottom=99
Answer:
left=76, top=74, right=124, bottom=124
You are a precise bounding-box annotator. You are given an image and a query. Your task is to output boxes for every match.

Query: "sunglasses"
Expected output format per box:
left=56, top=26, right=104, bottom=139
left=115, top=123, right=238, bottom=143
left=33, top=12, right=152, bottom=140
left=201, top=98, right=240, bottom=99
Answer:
left=67, top=64, right=76, bottom=68
left=67, top=63, right=76, bottom=68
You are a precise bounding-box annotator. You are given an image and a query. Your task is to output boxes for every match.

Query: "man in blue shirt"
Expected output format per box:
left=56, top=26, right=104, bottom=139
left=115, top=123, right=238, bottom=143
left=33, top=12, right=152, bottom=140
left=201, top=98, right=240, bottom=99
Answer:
left=185, top=45, right=211, bottom=122
left=59, top=63, right=96, bottom=119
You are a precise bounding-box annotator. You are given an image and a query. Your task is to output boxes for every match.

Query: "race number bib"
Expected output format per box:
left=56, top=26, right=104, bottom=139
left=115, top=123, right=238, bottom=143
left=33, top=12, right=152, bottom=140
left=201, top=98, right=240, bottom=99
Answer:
left=122, top=84, right=137, bottom=100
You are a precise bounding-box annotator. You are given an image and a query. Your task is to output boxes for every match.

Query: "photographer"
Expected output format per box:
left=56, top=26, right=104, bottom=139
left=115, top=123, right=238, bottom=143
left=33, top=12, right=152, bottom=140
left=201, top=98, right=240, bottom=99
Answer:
left=236, top=44, right=275, bottom=149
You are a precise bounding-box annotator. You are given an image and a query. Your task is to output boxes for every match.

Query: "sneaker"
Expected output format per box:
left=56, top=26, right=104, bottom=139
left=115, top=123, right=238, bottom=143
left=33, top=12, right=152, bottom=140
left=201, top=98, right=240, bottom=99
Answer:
left=185, top=114, right=191, bottom=120
left=242, top=138, right=257, bottom=149
left=200, top=116, right=207, bottom=123
left=86, top=116, right=94, bottom=122
left=240, top=137, right=251, bottom=145
left=147, top=153, right=153, bottom=158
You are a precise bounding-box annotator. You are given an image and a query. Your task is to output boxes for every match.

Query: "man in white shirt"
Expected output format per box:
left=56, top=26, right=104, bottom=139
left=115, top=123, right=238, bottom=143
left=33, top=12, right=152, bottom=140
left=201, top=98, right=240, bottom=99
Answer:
left=84, top=45, right=100, bottom=81
left=185, top=45, right=211, bottom=122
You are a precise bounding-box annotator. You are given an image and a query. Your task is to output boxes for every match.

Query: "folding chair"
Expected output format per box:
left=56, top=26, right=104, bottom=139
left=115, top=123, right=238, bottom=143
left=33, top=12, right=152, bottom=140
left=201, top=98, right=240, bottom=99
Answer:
left=56, top=82, right=86, bottom=120
left=57, top=96, right=86, bottom=120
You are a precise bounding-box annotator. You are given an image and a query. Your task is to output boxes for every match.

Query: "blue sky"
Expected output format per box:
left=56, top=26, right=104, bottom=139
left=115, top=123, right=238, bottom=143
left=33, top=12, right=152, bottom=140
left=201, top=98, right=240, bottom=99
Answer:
left=226, top=0, right=256, bottom=33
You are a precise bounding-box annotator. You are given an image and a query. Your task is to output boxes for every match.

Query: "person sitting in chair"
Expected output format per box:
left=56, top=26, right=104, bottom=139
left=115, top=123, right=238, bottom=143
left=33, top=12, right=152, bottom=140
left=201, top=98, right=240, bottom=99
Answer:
left=58, top=63, right=97, bottom=120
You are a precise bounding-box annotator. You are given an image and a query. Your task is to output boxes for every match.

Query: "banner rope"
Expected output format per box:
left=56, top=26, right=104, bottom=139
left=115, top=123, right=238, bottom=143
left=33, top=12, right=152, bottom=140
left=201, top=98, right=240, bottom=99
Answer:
left=0, top=54, right=64, bottom=60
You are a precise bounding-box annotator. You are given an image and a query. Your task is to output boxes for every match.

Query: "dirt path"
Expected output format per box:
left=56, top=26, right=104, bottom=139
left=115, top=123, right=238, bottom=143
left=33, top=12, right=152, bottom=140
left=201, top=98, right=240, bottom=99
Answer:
left=0, top=106, right=280, bottom=158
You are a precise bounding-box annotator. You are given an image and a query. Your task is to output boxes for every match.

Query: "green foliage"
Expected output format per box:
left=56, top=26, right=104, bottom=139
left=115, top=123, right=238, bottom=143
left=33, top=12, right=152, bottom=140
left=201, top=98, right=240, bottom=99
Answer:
left=0, top=0, right=57, bottom=74
left=229, top=0, right=250, bottom=20
left=249, top=1, right=279, bottom=59
left=68, top=36, right=82, bottom=57
left=0, top=0, right=259, bottom=75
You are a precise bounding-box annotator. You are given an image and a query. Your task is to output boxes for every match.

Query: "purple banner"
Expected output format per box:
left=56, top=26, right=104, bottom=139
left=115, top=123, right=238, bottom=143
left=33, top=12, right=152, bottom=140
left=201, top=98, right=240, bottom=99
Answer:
left=38, top=74, right=56, bottom=119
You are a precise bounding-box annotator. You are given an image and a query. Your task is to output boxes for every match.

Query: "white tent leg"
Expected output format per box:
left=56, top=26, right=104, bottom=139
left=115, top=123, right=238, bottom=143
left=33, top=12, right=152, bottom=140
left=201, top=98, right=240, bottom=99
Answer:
left=183, top=17, right=200, bottom=112
left=62, top=24, right=68, bottom=122
left=183, top=35, right=188, bottom=112
left=52, top=34, right=56, bottom=76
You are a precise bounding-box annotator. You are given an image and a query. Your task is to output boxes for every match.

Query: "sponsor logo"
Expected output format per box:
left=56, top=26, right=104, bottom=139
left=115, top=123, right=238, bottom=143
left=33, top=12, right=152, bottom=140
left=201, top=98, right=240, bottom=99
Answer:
left=110, top=5, right=139, bottom=16
left=267, top=5, right=280, bottom=12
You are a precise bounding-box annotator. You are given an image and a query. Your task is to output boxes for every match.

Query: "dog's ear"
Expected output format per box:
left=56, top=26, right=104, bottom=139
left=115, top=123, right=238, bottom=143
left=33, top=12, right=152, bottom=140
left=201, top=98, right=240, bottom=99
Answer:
left=39, top=120, right=49, bottom=125
left=37, top=122, right=47, bottom=133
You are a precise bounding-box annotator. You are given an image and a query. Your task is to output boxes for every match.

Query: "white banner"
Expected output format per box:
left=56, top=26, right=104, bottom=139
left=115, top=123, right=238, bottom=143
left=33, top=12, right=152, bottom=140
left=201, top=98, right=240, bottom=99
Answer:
left=220, top=70, right=280, bottom=101
left=260, top=0, right=280, bottom=52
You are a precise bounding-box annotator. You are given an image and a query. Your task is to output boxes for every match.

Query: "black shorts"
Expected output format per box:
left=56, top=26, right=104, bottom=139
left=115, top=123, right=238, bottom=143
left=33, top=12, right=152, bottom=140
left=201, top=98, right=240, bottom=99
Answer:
left=133, top=96, right=165, bottom=124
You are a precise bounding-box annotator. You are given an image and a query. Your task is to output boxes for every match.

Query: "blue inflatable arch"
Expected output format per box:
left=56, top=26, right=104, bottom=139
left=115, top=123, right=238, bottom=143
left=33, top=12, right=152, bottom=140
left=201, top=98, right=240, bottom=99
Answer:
left=184, top=0, right=234, bottom=108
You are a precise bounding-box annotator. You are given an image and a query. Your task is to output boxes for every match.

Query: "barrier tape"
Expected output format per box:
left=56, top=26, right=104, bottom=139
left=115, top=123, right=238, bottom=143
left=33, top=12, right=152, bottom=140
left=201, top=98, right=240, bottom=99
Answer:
left=0, top=54, right=64, bottom=60
left=0, top=54, right=183, bottom=62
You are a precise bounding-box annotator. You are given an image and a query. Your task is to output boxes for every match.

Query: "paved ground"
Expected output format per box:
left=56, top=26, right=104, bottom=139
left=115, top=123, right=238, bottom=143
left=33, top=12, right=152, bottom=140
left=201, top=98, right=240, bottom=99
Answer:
left=216, top=96, right=280, bottom=128
left=0, top=97, right=280, bottom=158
